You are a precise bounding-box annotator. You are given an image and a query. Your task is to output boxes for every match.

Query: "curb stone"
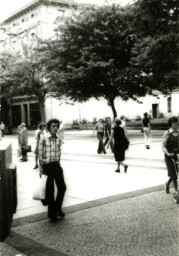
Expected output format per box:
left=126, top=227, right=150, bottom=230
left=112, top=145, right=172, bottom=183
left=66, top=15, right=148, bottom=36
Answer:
left=0, top=242, right=27, bottom=256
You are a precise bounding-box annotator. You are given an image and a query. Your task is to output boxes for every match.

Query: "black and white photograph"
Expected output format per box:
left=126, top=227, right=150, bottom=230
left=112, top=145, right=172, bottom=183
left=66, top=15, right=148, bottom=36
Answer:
left=0, top=0, right=178, bottom=255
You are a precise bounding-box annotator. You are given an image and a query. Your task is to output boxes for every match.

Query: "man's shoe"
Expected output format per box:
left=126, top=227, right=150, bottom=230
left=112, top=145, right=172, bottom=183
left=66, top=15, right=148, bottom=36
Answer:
left=20, top=159, right=27, bottom=162
left=41, top=199, right=48, bottom=206
left=164, top=182, right=169, bottom=193
left=173, top=191, right=179, bottom=204
left=124, top=165, right=128, bottom=173
left=115, top=169, right=120, bottom=173
left=50, top=217, right=58, bottom=222
left=58, top=210, right=65, bottom=217
left=33, top=164, right=38, bottom=169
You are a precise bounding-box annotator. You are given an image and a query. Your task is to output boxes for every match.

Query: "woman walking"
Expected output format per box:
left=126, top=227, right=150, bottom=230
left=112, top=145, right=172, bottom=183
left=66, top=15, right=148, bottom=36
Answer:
left=92, top=119, right=106, bottom=154
left=162, top=116, right=179, bottom=202
left=108, top=118, right=129, bottom=173
left=34, top=122, right=46, bottom=169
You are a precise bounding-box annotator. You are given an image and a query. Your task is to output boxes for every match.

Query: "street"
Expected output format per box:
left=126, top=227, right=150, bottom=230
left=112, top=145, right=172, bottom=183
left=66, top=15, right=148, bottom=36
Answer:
left=3, top=129, right=167, bottom=219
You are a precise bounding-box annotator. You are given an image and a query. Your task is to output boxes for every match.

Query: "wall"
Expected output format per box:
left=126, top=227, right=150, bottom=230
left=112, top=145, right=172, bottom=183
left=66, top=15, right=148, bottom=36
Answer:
left=45, top=92, right=179, bottom=123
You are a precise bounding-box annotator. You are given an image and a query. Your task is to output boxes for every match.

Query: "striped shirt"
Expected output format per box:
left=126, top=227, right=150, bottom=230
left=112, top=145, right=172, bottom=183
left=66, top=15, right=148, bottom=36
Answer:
left=38, top=133, right=62, bottom=164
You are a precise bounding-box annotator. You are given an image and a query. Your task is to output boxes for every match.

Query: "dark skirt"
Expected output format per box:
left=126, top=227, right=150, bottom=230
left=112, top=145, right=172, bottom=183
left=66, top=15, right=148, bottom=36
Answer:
left=114, top=147, right=125, bottom=161
left=165, top=154, right=178, bottom=179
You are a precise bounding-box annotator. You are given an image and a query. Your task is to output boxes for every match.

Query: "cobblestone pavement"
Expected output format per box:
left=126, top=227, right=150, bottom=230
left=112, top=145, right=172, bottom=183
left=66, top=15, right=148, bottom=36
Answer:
left=5, top=189, right=179, bottom=256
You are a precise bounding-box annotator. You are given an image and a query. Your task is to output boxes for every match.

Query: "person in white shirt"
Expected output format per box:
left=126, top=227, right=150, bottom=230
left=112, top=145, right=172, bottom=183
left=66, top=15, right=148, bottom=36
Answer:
left=57, top=121, right=64, bottom=143
left=0, top=122, right=5, bottom=137
left=92, top=119, right=106, bottom=154
left=34, top=122, right=46, bottom=169
left=120, top=115, right=128, bottom=138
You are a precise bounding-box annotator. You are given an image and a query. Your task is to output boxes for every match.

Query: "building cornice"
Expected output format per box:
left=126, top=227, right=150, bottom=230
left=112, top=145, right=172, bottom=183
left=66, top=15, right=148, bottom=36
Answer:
left=1, top=0, right=79, bottom=25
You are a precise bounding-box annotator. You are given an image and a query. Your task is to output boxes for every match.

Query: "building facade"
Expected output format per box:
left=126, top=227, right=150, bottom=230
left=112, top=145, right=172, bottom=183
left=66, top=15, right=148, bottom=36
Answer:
left=0, top=0, right=79, bottom=128
left=0, top=0, right=178, bottom=128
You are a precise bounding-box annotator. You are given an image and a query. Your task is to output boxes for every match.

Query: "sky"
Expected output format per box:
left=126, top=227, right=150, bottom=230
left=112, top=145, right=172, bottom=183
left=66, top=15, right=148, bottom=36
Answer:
left=0, top=0, right=134, bottom=22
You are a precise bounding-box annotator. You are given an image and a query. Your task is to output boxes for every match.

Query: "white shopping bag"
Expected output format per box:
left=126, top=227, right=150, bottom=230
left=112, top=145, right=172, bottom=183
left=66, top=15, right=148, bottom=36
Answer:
left=32, top=174, right=47, bottom=200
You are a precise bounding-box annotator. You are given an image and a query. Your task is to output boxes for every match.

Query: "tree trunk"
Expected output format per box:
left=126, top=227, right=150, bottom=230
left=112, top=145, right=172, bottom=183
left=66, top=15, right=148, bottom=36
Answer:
left=39, top=100, right=46, bottom=122
left=109, top=97, right=117, bottom=119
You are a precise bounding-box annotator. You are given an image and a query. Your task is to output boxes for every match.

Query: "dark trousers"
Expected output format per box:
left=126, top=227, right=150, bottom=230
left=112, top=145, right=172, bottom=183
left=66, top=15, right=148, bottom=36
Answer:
left=21, top=146, right=27, bottom=160
left=1, top=129, right=4, bottom=137
left=104, top=135, right=114, bottom=152
left=43, top=162, right=66, bottom=218
left=97, top=132, right=106, bottom=154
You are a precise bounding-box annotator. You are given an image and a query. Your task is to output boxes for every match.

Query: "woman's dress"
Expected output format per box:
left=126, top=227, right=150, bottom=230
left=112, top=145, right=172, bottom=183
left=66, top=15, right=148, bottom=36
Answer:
left=113, top=126, right=126, bottom=161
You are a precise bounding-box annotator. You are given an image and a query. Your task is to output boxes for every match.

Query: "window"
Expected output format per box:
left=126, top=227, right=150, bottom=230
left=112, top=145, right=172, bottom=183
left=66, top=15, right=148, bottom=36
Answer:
left=167, top=96, right=172, bottom=113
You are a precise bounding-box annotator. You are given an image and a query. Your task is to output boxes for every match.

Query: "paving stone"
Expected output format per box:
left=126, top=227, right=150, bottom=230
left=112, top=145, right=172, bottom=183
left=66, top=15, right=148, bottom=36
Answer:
left=5, top=190, right=179, bottom=256
left=0, top=242, right=27, bottom=256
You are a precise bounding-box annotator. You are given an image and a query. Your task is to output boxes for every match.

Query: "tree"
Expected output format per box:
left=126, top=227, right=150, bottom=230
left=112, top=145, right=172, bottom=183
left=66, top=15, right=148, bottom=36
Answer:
left=41, top=4, right=149, bottom=118
left=130, top=0, right=179, bottom=95
left=0, top=50, right=57, bottom=122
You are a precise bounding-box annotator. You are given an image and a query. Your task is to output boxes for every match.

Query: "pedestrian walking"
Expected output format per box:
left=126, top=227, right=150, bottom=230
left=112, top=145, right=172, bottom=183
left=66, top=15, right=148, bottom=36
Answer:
left=92, top=118, right=106, bottom=154
left=38, top=118, right=66, bottom=221
left=108, top=118, right=129, bottom=173
left=104, top=117, right=113, bottom=152
left=120, top=115, right=128, bottom=137
left=18, top=123, right=28, bottom=162
left=33, top=122, right=46, bottom=169
left=17, top=125, right=22, bottom=157
left=162, top=116, right=179, bottom=202
left=142, top=112, right=151, bottom=149
left=57, top=121, right=64, bottom=143
left=0, top=121, right=5, bottom=137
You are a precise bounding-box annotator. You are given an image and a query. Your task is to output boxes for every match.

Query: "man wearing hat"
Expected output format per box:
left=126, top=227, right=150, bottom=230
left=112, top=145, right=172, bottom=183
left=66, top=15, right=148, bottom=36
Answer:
left=18, top=123, right=28, bottom=162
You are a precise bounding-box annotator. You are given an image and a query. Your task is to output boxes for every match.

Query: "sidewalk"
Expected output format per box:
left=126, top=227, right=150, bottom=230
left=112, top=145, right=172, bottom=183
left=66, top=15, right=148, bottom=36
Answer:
left=3, top=185, right=179, bottom=256
left=3, top=130, right=167, bottom=219
left=2, top=130, right=178, bottom=255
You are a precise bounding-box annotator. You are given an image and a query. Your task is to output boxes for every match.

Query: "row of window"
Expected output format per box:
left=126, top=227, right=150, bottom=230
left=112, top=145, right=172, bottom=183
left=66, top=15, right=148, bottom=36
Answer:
left=13, top=13, right=36, bottom=27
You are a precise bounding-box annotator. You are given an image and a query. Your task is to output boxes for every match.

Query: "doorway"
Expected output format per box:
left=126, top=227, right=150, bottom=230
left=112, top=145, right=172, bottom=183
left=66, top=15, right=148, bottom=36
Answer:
left=152, top=104, right=159, bottom=118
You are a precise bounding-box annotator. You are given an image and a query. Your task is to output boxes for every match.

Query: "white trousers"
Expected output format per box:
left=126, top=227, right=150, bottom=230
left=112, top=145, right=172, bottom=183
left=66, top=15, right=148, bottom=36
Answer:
left=143, top=127, right=151, bottom=146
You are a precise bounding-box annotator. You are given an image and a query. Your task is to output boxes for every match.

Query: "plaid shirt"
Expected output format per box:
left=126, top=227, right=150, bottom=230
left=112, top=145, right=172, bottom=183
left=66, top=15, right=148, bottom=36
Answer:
left=38, top=133, right=62, bottom=164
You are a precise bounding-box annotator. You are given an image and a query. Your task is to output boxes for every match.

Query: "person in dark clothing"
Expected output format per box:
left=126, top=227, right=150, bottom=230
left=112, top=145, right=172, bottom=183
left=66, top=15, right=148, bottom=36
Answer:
left=162, top=116, right=179, bottom=202
left=108, top=118, right=128, bottom=173
left=104, top=117, right=113, bottom=152
left=38, top=118, right=66, bottom=221
left=142, top=112, right=151, bottom=149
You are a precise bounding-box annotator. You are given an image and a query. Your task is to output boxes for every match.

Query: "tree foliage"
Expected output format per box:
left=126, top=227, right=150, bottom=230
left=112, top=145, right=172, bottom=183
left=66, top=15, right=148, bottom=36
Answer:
left=40, top=4, right=149, bottom=118
left=131, top=0, right=179, bottom=95
left=0, top=50, right=57, bottom=121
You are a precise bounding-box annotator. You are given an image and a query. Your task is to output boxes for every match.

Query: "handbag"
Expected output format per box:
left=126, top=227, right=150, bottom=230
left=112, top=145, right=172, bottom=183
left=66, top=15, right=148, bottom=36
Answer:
left=124, top=137, right=130, bottom=150
left=21, top=145, right=32, bottom=152
left=32, top=174, right=47, bottom=200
